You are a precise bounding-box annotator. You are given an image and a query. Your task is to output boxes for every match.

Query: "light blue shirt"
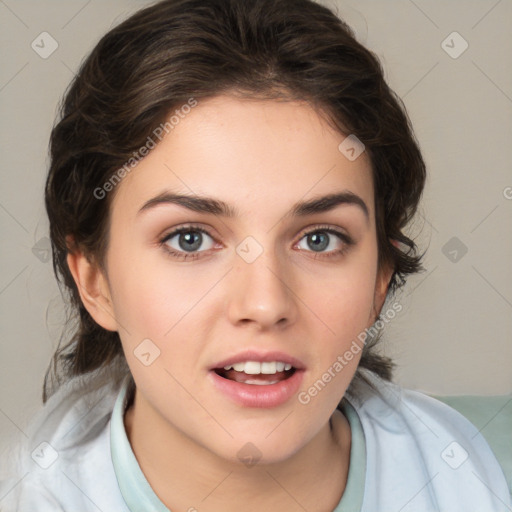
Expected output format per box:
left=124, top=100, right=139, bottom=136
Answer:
left=0, top=365, right=510, bottom=511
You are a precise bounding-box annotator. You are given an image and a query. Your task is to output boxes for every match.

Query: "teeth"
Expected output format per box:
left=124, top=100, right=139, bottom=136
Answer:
left=244, top=379, right=280, bottom=385
left=244, top=361, right=261, bottom=375
left=221, top=361, right=294, bottom=375
left=261, top=362, right=276, bottom=374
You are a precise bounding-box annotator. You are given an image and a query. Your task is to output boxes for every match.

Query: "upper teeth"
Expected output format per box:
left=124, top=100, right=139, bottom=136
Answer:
left=223, top=361, right=293, bottom=374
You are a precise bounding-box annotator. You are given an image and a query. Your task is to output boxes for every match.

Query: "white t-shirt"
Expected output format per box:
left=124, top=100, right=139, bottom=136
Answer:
left=0, top=365, right=510, bottom=511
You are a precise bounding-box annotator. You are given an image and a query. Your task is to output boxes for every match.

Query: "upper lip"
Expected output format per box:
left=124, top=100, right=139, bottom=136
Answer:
left=210, top=350, right=306, bottom=370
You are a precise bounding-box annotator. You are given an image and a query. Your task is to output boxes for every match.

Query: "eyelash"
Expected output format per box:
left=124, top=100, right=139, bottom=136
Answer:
left=158, top=223, right=354, bottom=261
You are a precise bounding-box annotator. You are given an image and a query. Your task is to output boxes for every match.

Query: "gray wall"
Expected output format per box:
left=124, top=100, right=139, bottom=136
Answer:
left=1, top=0, right=511, bottom=457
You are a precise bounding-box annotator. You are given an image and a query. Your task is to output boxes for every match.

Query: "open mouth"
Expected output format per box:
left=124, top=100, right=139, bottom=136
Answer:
left=209, top=358, right=305, bottom=407
left=214, top=361, right=297, bottom=386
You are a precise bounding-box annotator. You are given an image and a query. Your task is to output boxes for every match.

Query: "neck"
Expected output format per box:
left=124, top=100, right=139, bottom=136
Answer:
left=124, top=389, right=351, bottom=512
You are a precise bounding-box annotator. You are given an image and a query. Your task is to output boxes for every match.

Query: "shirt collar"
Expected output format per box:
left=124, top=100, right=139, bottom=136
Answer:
left=110, top=373, right=171, bottom=511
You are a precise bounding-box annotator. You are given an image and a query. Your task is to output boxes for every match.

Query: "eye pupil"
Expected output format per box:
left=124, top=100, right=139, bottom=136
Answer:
left=308, top=232, right=329, bottom=252
left=179, top=231, right=202, bottom=251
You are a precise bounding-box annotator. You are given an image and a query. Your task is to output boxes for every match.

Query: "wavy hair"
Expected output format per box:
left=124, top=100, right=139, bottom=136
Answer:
left=43, top=0, right=426, bottom=402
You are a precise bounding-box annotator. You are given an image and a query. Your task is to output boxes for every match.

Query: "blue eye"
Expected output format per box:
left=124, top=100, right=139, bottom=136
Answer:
left=159, top=224, right=354, bottom=261
left=296, top=228, right=354, bottom=257
left=160, top=226, right=216, bottom=260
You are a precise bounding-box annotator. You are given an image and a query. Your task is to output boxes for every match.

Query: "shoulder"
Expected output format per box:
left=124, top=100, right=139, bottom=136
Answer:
left=0, top=363, right=130, bottom=512
left=345, top=370, right=512, bottom=512
left=0, top=477, right=67, bottom=512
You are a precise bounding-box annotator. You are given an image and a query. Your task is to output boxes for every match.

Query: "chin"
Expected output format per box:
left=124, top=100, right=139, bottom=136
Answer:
left=207, top=431, right=309, bottom=468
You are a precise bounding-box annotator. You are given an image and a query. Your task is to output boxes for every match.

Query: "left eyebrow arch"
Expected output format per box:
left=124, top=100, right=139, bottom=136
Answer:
left=291, top=191, right=369, bottom=220
left=137, top=192, right=237, bottom=217
left=137, top=191, right=369, bottom=220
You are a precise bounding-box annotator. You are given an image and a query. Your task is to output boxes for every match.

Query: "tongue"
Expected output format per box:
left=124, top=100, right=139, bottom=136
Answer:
left=223, top=369, right=290, bottom=384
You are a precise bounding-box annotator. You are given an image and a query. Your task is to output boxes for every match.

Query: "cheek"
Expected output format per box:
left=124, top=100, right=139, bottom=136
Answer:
left=104, top=238, right=181, bottom=341
left=329, top=276, right=375, bottom=334
left=109, top=272, right=170, bottom=337
left=306, top=255, right=377, bottom=341
left=106, top=245, right=221, bottom=352
left=108, top=264, right=207, bottom=394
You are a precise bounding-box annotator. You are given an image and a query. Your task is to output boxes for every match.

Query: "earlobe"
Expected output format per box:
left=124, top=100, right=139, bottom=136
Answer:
left=372, top=264, right=394, bottom=320
left=66, top=249, right=118, bottom=332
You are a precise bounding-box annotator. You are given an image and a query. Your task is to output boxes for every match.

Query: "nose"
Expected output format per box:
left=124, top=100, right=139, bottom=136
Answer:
left=226, top=245, right=298, bottom=331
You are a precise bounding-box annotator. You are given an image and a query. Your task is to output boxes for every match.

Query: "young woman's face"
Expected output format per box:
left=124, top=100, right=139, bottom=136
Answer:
left=98, top=94, right=388, bottom=463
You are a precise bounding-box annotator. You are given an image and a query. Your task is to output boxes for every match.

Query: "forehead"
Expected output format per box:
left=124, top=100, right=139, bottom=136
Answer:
left=109, top=94, right=374, bottom=221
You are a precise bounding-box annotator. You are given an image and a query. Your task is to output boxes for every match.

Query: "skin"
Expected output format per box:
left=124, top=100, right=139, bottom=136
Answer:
left=68, top=94, right=391, bottom=511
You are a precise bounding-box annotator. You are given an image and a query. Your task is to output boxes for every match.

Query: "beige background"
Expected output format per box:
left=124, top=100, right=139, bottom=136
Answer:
left=1, top=0, right=511, bottom=457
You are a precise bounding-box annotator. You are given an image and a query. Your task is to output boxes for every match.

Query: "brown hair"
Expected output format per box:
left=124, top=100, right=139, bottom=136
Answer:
left=43, top=0, right=425, bottom=403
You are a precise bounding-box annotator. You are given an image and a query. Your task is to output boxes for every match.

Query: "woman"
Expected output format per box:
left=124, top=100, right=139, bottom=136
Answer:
left=0, top=0, right=509, bottom=510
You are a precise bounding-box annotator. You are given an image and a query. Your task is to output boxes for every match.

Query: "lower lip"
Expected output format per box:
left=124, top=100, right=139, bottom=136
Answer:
left=209, top=369, right=304, bottom=408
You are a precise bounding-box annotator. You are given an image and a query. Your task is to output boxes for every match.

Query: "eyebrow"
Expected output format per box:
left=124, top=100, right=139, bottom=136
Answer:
left=137, top=190, right=369, bottom=220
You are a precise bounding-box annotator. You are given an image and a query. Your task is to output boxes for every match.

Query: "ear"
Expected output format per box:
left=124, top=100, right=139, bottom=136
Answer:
left=66, top=247, right=118, bottom=332
left=371, top=262, right=394, bottom=321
